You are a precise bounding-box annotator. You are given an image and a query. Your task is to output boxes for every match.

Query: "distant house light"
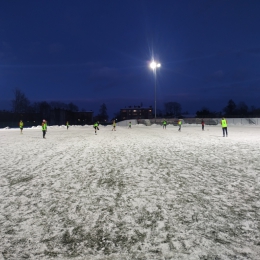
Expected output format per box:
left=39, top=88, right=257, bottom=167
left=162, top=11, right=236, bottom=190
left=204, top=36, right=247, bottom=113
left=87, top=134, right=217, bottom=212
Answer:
left=133, top=110, right=136, bottom=112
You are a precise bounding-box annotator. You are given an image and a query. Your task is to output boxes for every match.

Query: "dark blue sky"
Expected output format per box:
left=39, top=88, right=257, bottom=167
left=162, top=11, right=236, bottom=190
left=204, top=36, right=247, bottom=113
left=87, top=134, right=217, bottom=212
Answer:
left=1, top=0, right=260, bottom=117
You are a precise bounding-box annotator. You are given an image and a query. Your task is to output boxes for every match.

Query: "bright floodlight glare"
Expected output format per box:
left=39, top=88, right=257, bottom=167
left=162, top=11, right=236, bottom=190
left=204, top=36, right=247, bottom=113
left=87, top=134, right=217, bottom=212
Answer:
left=150, top=61, right=161, bottom=70
left=150, top=61, right=156, bottom=69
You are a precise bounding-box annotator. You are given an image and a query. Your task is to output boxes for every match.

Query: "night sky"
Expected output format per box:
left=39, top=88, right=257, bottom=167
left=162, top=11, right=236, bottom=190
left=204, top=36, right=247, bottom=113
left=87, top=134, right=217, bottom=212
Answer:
left=1, top=0, right=260, bottom=118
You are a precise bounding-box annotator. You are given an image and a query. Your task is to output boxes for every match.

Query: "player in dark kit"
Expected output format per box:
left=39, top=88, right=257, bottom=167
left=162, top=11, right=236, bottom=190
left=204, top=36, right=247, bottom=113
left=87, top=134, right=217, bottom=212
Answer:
left=201, top=119, right=205, bottom=131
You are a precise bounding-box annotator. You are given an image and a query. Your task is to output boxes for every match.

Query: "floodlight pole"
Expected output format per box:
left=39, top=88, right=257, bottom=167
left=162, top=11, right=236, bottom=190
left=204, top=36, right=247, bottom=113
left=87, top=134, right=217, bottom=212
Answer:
left=154, top=69, right=157, bottom=119
left=150, top=61, right=161, bottom=120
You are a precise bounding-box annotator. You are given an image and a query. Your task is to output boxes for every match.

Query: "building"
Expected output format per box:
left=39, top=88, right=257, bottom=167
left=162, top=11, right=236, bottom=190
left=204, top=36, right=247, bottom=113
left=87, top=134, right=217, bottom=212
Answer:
left=120, top=106, right=153, bottom=120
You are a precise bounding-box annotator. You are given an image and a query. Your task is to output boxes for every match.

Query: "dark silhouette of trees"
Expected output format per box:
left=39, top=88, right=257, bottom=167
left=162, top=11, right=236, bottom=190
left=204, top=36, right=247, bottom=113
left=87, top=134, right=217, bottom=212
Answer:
left=31, top=101, right=79, bottom=119
left=7, top=89, right=260, bottom=123
left=164, top=102, right=182, bottom=117
left=196, top=107, right=213, bottom=117
left=250, top=106, right=260, bottom=117
left=49, top=101, right=67, bottom=110
left=236, top=101, right=248, bottom=116
left=113, top=111, right=121, bottom=122
left=32, top=101, right=51, bottom=119
left=157, top=109, right=163, bottom=118
left=223, top=99, right=237, bottom=116
left=11, top=88, right=30, bottom=113
left=196, top=107, right=222, bottom=118
left=95, top=103, right=108, bottom=122
left=223, top=100, right=253, bottom=117
left=48, top=101, right=78, bottom=111
left=197, top=100, right=260, bottom=118
left=68, top=102, right=79, bottom=112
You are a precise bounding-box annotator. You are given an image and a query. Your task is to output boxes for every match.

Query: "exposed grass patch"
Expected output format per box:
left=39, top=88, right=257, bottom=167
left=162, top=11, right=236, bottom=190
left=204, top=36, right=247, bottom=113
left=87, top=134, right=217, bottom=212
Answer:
left=10, top=176, right=34, bottom=186
left=44, top=250, right=59, bottom=257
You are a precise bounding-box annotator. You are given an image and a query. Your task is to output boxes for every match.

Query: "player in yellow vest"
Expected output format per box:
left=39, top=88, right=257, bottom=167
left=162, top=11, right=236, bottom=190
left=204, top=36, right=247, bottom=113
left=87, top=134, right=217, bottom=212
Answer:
left=42, top=120, right=47, bottom=139
left=19, top=120, right=24, bottom=134
left=93, top=121, right=99, bottom=135
left=163, top=120, right=167, bottom=129
left=66, top=121, right=69, bottom=130
left=178, top=119, right=182, bottom=132
left=221, top=117, right=228, bottom=137
left=112, top=120, right=116, bottom=131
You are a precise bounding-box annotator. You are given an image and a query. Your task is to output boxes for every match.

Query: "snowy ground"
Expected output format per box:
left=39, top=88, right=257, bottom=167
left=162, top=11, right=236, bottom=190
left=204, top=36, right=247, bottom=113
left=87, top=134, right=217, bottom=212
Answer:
left=0, top=124, right=260, bottom=260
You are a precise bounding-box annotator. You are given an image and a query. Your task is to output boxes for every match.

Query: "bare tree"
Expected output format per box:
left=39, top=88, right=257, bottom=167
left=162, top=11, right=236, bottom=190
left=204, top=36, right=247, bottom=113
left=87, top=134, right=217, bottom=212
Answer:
left=33, top=101, right=51, bottom=118
left=237, top=101, right=248, bottom=116
left=164, top=102, right=182, bottom=117
left=97, top=103, right=108, bottom=121
left=68, top=102, right=79, bottom=112
left=223, top=99, right=236, bottom=116
left=11, top=88, right=30, bottom=113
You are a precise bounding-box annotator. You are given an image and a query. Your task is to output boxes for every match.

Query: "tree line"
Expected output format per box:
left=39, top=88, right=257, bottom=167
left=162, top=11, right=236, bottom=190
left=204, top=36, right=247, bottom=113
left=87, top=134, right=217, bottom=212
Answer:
left=11, top=88, right=79, bottom=115
left=154, top=99, right=260, bottom=118
left=196, top=99, right=260, bottom=118
left=6, top=88, right=109, bottom=122
left=2, top=89, right=260, bottom=122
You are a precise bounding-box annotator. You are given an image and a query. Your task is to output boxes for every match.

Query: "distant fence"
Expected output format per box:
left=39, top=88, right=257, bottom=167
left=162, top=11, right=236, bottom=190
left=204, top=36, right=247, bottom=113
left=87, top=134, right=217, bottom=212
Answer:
left=151, top=118, right=260, bottom=125
left=2, top=118, right=260, bottom=129
left=116, top=119, right=138, bottom=127
left=149, top=118, right=218, bottom=125
left=0, top=121, right=93, bottom=129
left=0, top=120, right=42, bottom=129
left=115, top=118, right=260, bottom=126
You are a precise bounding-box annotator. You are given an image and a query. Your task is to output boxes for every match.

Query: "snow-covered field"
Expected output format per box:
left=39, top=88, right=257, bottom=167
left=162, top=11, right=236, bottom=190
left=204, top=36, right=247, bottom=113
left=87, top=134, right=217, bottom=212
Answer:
left=1, top=124, right=260, bottom=260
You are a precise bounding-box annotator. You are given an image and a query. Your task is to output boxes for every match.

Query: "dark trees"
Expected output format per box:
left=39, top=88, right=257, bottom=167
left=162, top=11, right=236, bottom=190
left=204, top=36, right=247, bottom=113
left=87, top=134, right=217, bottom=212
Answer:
left=236, top=101, right=248, bottom=116
left=196, top=107, right=213, bottom=118
left=95, top=103, right=109, bottom=122
left=223, top=100, right=249, bottom=117
left=223, top=99, right=237, bottom=116
left=32, top=101, right=51, bottom=119
left=164, top=102, right=182, bottom=117
left=68, top=102, right=79, bottom=112
left=11, top=88, right=30, bottom=113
